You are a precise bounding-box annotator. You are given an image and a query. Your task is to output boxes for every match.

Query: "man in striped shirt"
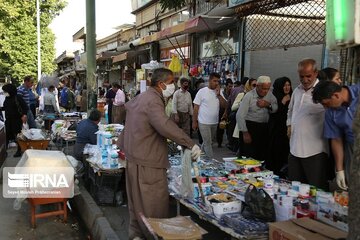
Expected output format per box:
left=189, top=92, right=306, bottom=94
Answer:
left=17, top=76, right=37, bottom=128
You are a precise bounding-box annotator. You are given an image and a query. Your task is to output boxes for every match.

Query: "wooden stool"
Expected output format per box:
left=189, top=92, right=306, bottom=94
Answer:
left=28, top=198, right=68, bottom=228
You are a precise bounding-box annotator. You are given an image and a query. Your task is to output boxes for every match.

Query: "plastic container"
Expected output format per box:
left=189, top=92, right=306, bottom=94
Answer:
left=109, top=150, right=119, bottom=169
left=205, top=193, right=242, bottom=218
left=299, top=184, right=310, bottom=197
left=291, top=181, right=301, bottom=191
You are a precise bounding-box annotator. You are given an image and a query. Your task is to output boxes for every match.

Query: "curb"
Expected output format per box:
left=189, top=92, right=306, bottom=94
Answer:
left=72, top=184, right=120, bottom=240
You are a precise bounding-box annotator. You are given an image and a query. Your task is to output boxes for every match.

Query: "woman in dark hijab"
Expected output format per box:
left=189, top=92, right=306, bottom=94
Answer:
left=267, top=77, right=292, bottom=176
left=1, top=83, right=28, bottom=157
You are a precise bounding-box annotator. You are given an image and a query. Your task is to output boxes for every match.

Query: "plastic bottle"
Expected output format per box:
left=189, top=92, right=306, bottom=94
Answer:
left=101, top=148, right=108, bottom=165
left=109, top=150, right=119, bottom=168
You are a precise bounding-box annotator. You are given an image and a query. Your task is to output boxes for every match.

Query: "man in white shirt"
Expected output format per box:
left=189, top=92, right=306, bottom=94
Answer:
left=287, top=59, right=328, bottom=190
left=236, top=76, right=278, bottom=161
left=112, top=83, right=126, bottom=124
left=193, top=73, right=227, bottom=159
left=172, top=77, right=193, bottom=136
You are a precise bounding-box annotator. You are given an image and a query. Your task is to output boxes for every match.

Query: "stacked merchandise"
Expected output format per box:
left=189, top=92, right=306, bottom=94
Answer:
left=221, top=213, right=268, bottom=237
left=168, top=153, right=349, bottom=236
left=83, top=124, right=124, bottom=172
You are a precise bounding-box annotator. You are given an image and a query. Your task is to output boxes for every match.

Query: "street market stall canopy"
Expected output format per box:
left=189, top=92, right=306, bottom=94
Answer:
left=142, top=15, right=236, bottom=44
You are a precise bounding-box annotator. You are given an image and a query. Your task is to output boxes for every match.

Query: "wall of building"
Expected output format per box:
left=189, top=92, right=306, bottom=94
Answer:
left=244, top=44, right=323, bottom=87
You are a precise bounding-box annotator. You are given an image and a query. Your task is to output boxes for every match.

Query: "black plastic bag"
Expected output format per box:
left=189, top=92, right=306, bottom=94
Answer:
left=242, top=184, right=275, bottom=222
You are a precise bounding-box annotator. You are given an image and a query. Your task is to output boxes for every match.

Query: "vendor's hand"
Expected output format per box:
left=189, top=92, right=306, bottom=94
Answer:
left=256, top=99, right=270, bottom=108
left=336, top=170, right=348, bottom=190
left=21, top=115, right=27, bottom=123
left=287, top=126, right=291, bottom=139
left=192, top=121, right=198, bottom=131
left=243, top=132, right=252, bottom=144
left=191, top=144, right=201, bottom=160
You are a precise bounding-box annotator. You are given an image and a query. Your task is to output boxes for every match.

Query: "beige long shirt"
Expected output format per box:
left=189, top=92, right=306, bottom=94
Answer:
left=172, top=89, right=193, bottom=115
left=118, top=87, right=194, bottom=168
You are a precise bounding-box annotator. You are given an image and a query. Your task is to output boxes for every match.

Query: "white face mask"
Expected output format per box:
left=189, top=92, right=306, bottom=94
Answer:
left=161, top=83, right=175, bottom=98
left=4, top=92, right=9, bottom=97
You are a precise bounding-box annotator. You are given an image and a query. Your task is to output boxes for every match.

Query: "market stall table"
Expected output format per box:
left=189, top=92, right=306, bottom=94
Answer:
left=167, top=154, right=349, bottom=239
left=86, top=162, right=125, bottom=206
left=173, top=196, right=267, bottom=240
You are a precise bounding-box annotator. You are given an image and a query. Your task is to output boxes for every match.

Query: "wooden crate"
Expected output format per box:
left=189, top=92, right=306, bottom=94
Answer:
left=17, top=139, right=50, bottom=152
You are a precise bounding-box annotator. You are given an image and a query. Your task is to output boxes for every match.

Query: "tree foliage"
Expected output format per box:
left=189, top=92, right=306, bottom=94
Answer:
left=159, top=0, right=187, bottom=11
left=0, top=0, right=67, bottom=84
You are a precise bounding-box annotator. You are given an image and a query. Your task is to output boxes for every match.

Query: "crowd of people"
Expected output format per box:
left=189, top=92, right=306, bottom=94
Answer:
left=0, top=69, right=135, bottom=160
left=1, top=58, right=358, bottom=240
left=112, top=60, right=359, bottom=239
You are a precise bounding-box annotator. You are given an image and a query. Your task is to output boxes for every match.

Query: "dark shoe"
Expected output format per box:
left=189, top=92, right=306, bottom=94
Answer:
left=13, top=151, right=22, bottom=157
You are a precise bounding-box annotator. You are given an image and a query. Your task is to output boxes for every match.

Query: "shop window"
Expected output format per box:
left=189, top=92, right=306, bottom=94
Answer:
left=160, top=46, right=189, bottom=66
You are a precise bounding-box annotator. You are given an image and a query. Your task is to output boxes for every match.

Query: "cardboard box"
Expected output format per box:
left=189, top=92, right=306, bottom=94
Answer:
left=205, top=193, right=242, bottom=218
left=269, top=218, right=347, bottom=240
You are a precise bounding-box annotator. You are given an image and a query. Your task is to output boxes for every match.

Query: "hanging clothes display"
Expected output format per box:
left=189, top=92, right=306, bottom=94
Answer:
left=189, top=55, right=238, bottom=81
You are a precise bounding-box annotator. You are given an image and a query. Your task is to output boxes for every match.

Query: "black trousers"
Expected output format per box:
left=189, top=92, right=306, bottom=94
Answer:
left=239, top=121, right=268, bottom=161
left=108, top=105, right=113, bottom=124
left=288, top=152, right=329, bottom=190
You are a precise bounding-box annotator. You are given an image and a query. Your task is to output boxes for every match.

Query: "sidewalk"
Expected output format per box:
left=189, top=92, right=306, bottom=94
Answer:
left=0, top=137, right=237, bottom=239
left=0, top=148, right=88, bottom=240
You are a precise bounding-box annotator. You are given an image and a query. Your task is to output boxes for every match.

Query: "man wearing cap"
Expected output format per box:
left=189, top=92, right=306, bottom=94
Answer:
left=287, top=59, right=328, bottom=190
left=236, top=76, right=278, bottom=161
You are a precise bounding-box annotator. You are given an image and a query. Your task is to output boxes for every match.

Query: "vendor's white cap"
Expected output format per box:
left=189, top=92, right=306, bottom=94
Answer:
left=257, top=76, right=271, bottom=84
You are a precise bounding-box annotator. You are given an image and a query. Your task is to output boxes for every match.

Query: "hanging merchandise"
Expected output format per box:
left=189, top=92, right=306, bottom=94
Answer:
left=182, top=63, right=189, bottom=78
left=141, top=60, right=164, bottom=70
left=190, top=65, right=199, bottom=77
left=190, top=55, right=238, bottom=80
left=168, top=54, right=182, bottom=73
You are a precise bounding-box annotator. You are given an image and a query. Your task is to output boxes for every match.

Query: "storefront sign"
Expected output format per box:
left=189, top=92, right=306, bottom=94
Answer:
left=229, top=0, right=254, bottom=8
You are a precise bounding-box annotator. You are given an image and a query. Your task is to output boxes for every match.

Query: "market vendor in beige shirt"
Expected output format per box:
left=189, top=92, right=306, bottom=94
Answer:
left=117, top=68, right=201, bottom=240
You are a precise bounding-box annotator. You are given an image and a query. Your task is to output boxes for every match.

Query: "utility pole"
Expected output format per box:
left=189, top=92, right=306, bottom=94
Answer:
left=36, top=0, right=41, bottom=81
left=86, top=0, right=97, bottom=112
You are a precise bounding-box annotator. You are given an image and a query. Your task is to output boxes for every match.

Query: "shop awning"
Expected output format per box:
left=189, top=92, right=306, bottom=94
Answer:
left=112, top=52, right=128, bottom=63
left=138, top=15, right=237, bottom=45
left=59, top=71, right=76, bottom=80
left=96, top=51, right=119, bottom=62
